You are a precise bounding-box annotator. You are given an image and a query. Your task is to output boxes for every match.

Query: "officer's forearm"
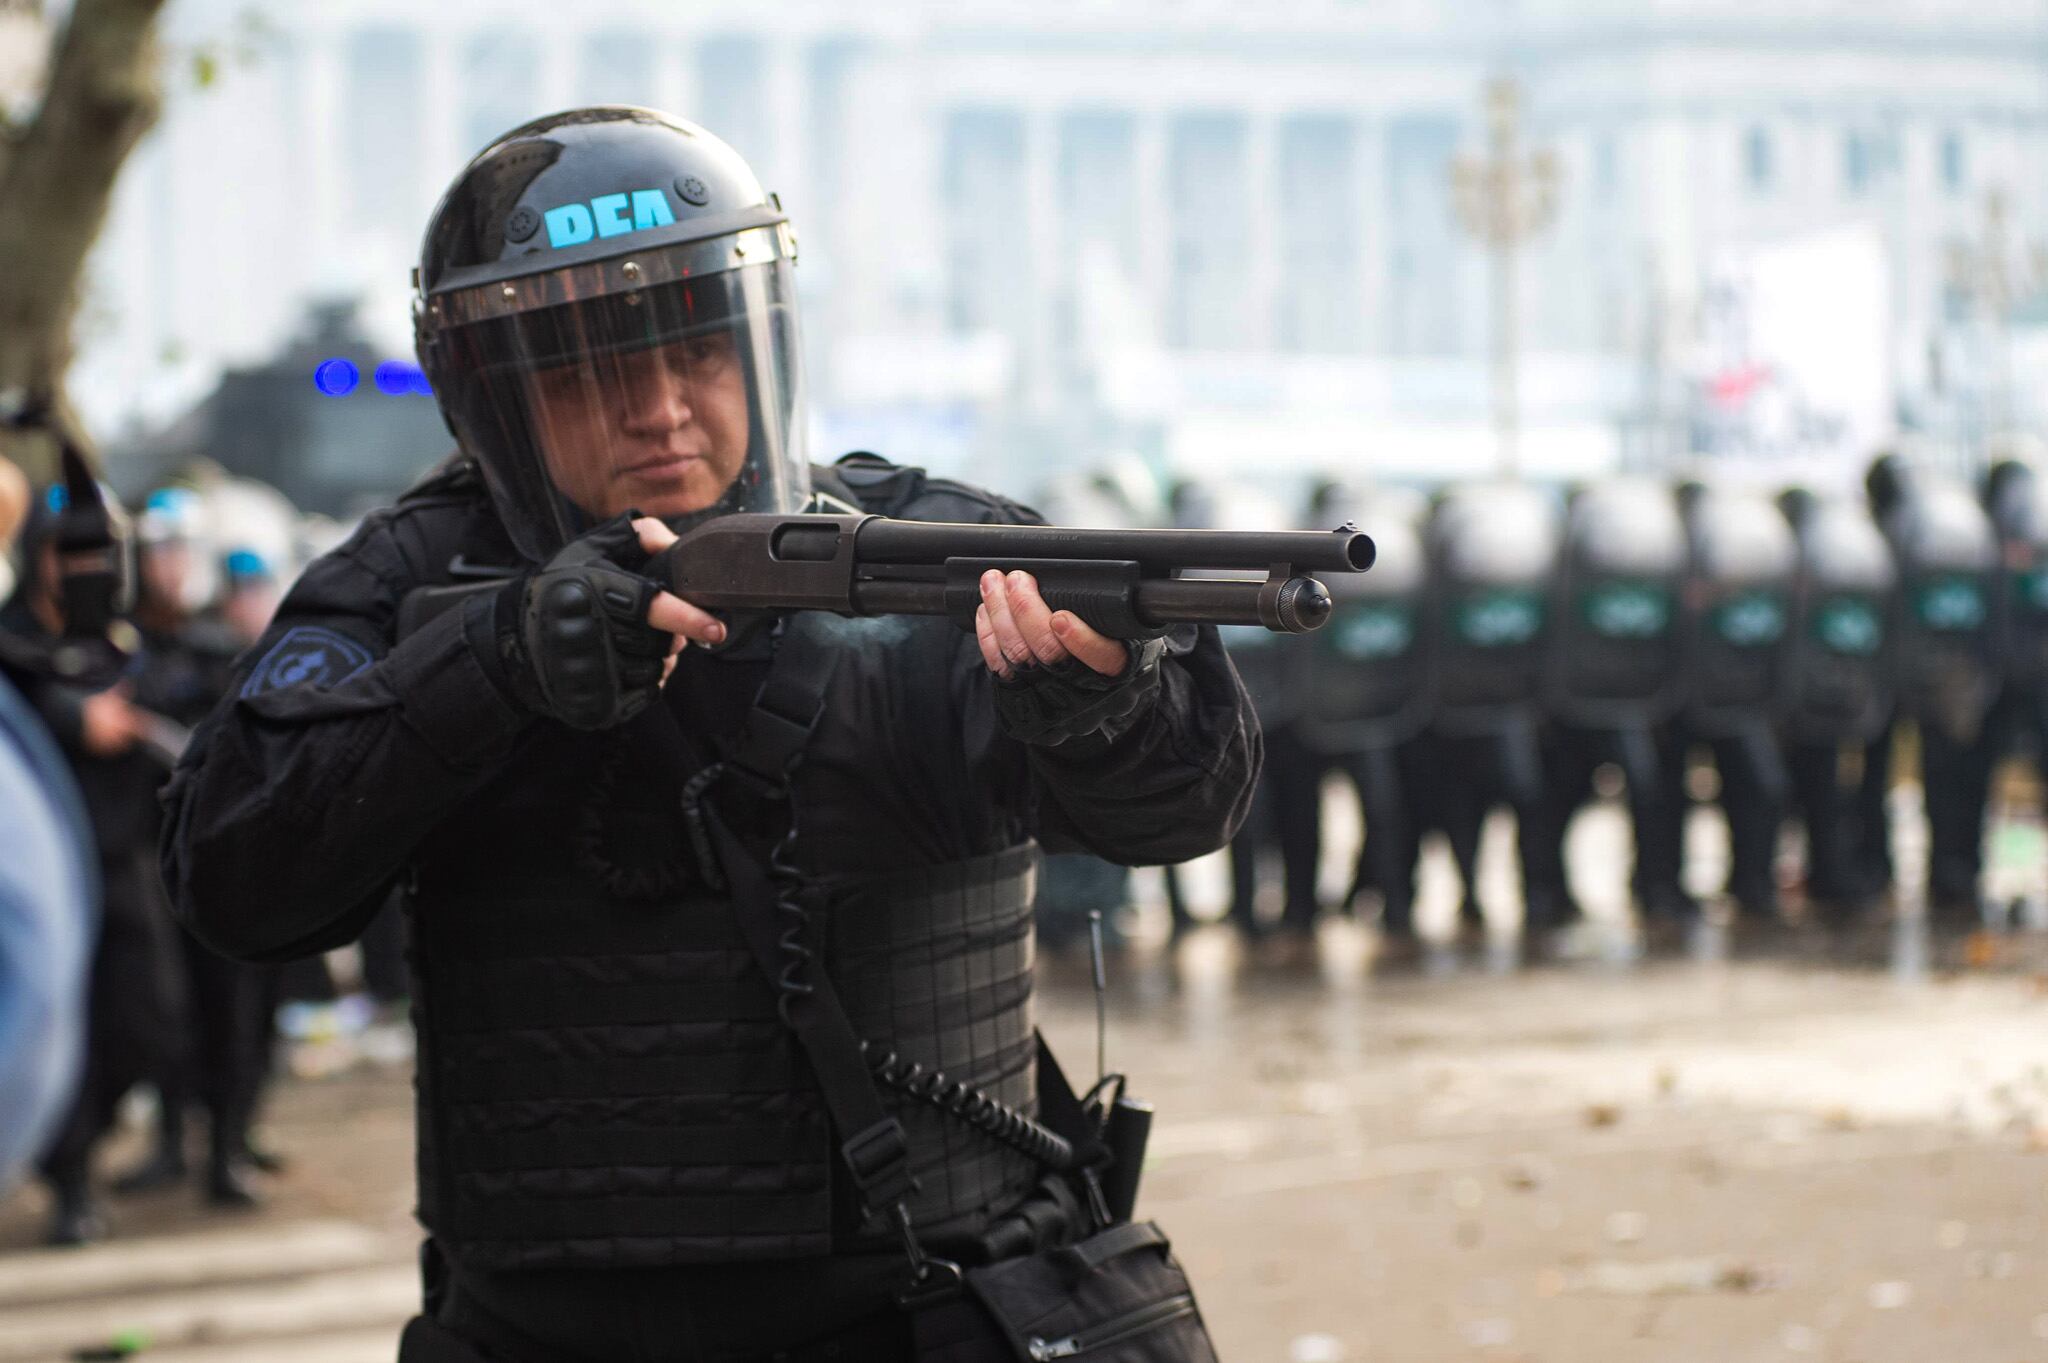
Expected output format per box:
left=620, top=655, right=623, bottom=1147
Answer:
left=1028, top=644, right=1261, bottom=866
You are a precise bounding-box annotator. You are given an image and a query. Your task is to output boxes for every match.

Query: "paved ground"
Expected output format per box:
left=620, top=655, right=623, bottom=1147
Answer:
left=5, top=798, right=2048, bottom=1361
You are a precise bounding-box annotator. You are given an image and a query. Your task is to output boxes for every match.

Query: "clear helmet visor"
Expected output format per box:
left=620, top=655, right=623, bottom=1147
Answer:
left=427, top=248, right=808, bottom=561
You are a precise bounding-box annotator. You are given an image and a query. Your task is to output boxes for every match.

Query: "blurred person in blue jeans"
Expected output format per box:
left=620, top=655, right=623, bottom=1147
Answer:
left=0, top=455, right=96, bottom=1198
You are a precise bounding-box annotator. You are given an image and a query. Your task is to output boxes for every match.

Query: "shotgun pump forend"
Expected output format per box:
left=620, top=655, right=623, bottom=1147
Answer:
left=650, top=512, right=1376, bottom=640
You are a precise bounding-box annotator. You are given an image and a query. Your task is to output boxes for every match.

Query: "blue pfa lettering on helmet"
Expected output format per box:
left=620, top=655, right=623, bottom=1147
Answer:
left=543, top=189, right=677, bottom=248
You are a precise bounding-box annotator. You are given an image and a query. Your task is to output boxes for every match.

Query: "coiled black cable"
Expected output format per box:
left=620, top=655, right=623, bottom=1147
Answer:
left=742, top=623, right=1062, bottom=1171
left=766, top=815, right=815, bottom=1027
left=753, top=625, right=821, bottom=1028
left=861, top=1041, right=1076, bottom=1171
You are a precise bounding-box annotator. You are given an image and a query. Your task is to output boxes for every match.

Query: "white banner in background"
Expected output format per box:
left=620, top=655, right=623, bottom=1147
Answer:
left=1695, top=226, right=1894, bottom=482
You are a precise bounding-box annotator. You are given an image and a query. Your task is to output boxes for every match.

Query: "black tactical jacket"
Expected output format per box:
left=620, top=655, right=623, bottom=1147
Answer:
left=161, top=453, right=1259, bottom=1270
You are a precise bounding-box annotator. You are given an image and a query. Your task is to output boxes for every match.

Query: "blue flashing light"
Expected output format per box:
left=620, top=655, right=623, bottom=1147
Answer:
left=313, top=358, right=360, bottom=396
left=375, top=360, right=432, bottom=396
left=44, top=485, right=67, bottom=513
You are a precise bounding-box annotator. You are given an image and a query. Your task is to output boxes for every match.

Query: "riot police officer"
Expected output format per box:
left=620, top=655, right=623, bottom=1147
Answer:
left=6, top=485, right=188, bottom=1244
left=0, top=455, right=96, bottom=1197
left=163, top=110, right=1255, bottom=1359
left=1982, top=458, right=2048, bottom=875
left=1295, top=481, right=1433, bottom=953
left=1653, top=483, right=1796, bottom=923
left=1861, top=456, right=2001, bottom=923
left=1777, top=488, right=1897, bottom=924
left=115, top=492, right=277, bottom=1207
left=1524, top=480, right=1692, bottom=943
left=1175, top=480, right=1317, bottom=950
left=1411, top=482, right=1558, bottom=950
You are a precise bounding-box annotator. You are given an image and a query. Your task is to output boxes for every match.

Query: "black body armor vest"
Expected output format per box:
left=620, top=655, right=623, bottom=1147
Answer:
left=408, top=782, right=1042, bottom=1269
left=390, top=455, right=1079, bottom=1271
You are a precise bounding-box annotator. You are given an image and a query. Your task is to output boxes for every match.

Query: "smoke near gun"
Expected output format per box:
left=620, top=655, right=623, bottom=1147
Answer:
left=800, top=609, right=919, bottom=649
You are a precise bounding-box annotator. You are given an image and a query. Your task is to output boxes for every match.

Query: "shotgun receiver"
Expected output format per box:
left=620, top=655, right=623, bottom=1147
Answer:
left=398, top=512, right=1375, bottom=643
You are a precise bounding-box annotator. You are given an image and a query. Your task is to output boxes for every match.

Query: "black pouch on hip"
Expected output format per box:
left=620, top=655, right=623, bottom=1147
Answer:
left=910, top=1221, right=1217, bottom=1363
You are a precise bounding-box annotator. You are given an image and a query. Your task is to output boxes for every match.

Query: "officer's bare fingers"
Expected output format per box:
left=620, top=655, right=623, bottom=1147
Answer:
left=1049, top=611, right=1130, bottom=677
left=633, top=517, right=679, bottom=556
left=975, top=603, right=1013, bottom=680
left=1002, top=571, right=1069, bottom=666
left=980, top=570, right=1034, bottom=673
left=648, top=590, right=726, bottom=647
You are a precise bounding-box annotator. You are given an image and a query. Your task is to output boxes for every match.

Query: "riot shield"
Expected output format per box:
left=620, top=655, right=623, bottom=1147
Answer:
left=1297, top=485, right=1432, bottom=754
left=1985, top=459, right=2048, bottom=691
left=1782, top=495, right=1897, bottom=746
left=1180, top=482, right=1310, bottom=728
left=1879, top=468, right=1999, bottom=743
left=1545, top=480, right=1688, bottom=731
left=1681, top=486, right=1796, bottom=738
left=1426, top=482, right=1561, bottom=738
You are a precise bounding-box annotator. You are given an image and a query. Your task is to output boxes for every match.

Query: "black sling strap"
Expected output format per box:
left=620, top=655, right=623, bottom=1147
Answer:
left=685, top=619, right=923, bottom=1218
left=690, top=616, right=1107, bottom=1288
left=705, top=809, right=923, bottom=1215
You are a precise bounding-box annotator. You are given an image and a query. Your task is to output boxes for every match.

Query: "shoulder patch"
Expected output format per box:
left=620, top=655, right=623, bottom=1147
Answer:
left=240, top=626, right=375, bottom=698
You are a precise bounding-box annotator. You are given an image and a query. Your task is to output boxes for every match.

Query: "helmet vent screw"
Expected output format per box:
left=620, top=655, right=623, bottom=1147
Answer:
left=504, top=206, right=541, bottom=243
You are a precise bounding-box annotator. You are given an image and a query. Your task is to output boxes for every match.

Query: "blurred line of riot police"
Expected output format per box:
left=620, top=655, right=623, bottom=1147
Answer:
left=1034, top=452, right=2048, bottom=966
left=0, top=467, right=401, bottom=1246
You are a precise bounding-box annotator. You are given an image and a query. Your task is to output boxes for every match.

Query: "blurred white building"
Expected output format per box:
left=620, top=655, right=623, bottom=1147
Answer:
left=67, top=0, right=2048, bottom=493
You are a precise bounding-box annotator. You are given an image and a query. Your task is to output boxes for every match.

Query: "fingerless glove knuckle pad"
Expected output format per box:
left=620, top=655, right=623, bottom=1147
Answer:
left=491, top=514, right=670, bottom=731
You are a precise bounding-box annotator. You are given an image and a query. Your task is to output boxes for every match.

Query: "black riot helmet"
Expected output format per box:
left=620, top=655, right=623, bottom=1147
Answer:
left=414, top=108, right=809, bottom=563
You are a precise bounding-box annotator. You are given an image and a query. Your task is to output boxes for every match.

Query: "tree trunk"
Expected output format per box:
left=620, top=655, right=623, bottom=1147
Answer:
left=0, top=0, right=168, bottom=480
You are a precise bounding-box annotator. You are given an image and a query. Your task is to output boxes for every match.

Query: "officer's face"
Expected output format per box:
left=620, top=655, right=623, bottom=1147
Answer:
left=526, top=331, right=750, bottom=523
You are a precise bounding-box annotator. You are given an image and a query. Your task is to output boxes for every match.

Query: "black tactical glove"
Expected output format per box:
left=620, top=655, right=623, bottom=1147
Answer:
left=991, top=635, right=1169, bottom=746
left=488, top=514, right=673, bottom=731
